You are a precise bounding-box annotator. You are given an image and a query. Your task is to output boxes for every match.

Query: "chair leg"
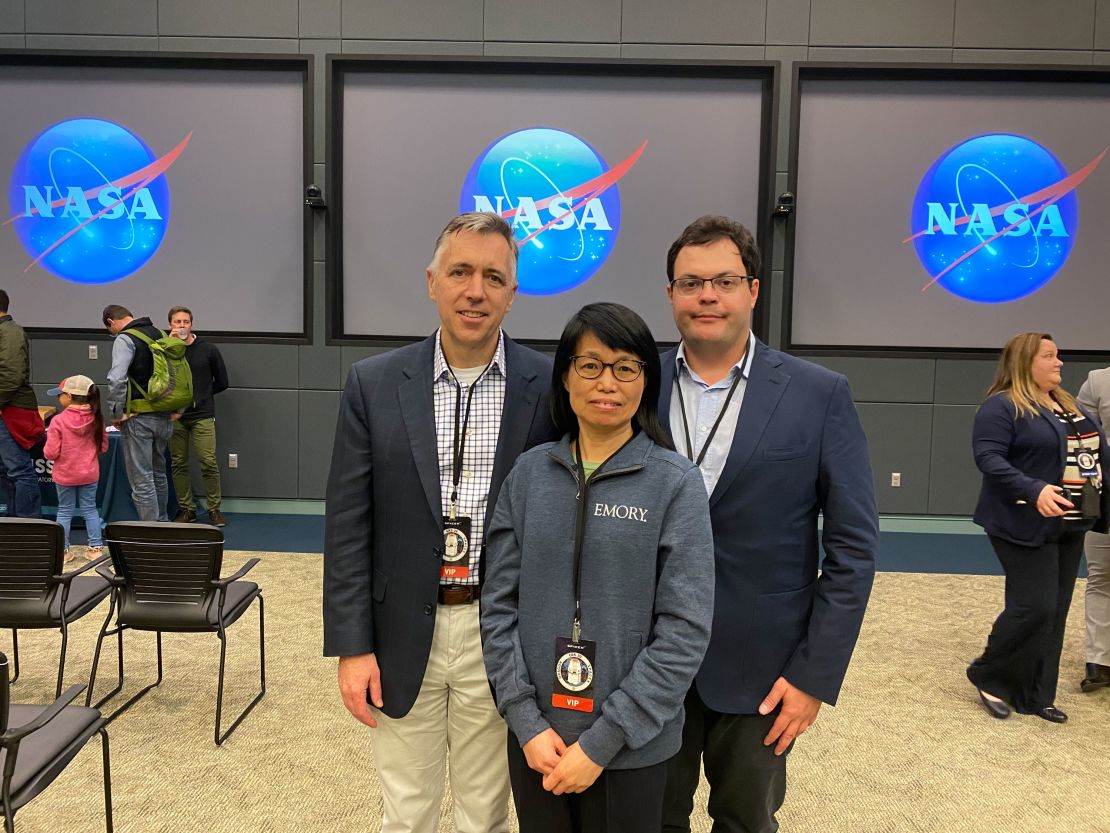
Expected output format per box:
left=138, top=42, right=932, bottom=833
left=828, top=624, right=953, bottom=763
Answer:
left=214, top=594, right=266, bottom=745
left=56, top=620, right=69, bottom=699
left=103, top=631, right=162, bottom=725
left=9, top=630, right=17, bottom=686
left=87, top=620, right=126, bottom=709
left=100, top=728, right=113, bottom=833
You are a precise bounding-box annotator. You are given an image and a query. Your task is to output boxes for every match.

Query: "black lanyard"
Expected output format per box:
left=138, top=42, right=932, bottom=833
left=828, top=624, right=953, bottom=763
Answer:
left=674, top=346, right=748, bottom=467
left=442, top=346, right=495, bottom=519
left=1059, top=409, right=1093, bottom=453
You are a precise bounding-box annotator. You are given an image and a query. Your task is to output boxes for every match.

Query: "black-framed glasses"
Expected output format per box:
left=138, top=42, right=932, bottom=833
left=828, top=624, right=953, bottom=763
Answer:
left=569, top=355, right=646, bottom=383
left=669, top=274, right=750, bottom=297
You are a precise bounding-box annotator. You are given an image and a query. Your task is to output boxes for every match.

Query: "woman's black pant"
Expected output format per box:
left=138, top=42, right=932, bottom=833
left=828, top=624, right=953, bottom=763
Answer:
left=967, top=524, right=1088, bottom=712
left=507, top=732, right=669, bottom=833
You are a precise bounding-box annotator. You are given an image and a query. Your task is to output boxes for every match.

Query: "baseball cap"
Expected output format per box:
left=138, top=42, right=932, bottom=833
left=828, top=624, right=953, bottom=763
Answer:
left=46, top=375, right=96, bottom=396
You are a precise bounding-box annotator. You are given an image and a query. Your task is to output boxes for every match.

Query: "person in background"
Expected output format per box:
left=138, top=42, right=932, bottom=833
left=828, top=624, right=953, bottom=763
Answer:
left=43, top=376, right=108, bottom=562
left=969, top=333, right=1110, bottom=723
left=481, top=302, right=714, bottom=833
left=1074, top=367, right=1110, bottom=693
left=167, top=306, right=229, bottom=527
left=0, top=289, right=43, bottom=518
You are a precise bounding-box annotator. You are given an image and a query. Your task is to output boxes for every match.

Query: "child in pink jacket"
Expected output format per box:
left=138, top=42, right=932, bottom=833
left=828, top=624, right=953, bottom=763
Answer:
left=43, top=376, right=109, bottom=562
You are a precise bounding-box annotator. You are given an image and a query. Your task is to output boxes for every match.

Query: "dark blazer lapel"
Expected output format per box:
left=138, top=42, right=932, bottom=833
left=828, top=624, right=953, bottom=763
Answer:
left=659, top=347, right=678, bottom=448
left=485, top=339, right=542, bottom=531
left=398, top=337, right=442, bottom=526
left=710, top=342, right=789, bottom=508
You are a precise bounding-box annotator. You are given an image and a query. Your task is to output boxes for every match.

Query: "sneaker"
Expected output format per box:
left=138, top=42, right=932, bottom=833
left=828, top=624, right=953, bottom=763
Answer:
left=173, top=509, right=197, bottom=523
left=208, top=509, right=227, bottom=527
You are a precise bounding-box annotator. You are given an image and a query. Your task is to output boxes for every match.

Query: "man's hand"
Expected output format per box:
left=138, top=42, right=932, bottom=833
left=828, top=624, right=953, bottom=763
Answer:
left=542, top=742, right=602, bottom=794
left=1036, top=484, right=1073, bottom=518
left=338, top=652, right=383, bottom=728
left=759, top=676, right=822, bottom=756
left=170, top=412, right=182, bottom=423
left=522, top=728, right=566, bottom=776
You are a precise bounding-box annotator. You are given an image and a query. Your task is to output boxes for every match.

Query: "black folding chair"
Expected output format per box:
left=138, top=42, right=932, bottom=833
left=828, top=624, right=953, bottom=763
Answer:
left=86, top=521, right=265, bottom=745
left=0, top=519, right=112, bottom=698
left=0, top=652, right=112, bottom=832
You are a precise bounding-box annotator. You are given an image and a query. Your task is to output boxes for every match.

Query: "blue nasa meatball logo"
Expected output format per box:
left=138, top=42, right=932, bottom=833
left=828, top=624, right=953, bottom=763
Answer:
left=460, top=127, right=646, bottom=295
left=7, top=118, right=191, bottom=284
left=906, top=134, right=1105, bottom=303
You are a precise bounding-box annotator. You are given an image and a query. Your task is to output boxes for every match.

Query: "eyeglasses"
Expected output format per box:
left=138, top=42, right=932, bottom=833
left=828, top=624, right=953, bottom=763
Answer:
left=569, top=356, right=646, bottom=383
left=669, top=275, right=750, bottom=297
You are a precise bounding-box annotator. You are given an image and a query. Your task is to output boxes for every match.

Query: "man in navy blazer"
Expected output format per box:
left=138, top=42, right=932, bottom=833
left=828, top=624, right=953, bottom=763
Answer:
left=324, top=213, right=557, bottom=833
left=659, top=216, right=879, bottom=833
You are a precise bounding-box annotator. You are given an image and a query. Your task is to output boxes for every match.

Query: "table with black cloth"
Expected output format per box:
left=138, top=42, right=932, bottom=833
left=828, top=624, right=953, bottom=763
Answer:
left=18, top=430, right=178, bottom=524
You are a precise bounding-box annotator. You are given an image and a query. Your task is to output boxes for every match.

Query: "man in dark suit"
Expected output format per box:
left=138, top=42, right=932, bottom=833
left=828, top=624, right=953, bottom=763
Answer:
left=659, top=216, right=879, bottom=833
left=324, top=212, right=557, bottom=833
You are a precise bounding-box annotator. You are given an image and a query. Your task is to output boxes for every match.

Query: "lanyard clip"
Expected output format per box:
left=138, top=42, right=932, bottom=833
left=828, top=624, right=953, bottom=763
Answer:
left=571, top=618, right=581, bottom=643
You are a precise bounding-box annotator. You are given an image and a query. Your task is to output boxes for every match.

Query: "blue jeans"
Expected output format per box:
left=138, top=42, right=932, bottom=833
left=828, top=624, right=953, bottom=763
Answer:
left=120, top=413, right=173, bottom=522
left=56, top=483, right=102, bottom=549
left=0, top=415, right=41, bottom=517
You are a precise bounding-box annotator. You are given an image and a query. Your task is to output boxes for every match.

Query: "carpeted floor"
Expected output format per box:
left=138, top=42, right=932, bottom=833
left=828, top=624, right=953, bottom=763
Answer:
left=6, top=553, right=1109, bottom=833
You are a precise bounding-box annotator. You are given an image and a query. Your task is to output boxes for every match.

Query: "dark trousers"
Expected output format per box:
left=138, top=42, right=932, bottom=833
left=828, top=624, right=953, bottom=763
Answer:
left=507, top=732, right=669, bottom=833
left=967, top=526, right=1087, bottom=713
left=662, top=686, right=788, bottom=833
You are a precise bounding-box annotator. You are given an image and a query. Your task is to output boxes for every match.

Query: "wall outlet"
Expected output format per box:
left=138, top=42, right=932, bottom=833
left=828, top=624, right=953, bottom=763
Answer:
left=891, top=472, right=901, bottom=487
left=88, top=345, right=98, bottom=360
left=228, top=453, right=238, bottom=469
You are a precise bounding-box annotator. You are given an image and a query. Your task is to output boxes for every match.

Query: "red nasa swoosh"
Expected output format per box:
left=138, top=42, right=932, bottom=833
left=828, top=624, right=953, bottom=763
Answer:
left=4, top=132, right=192, bottom=273
left=496, top=140, right=648, bottom=247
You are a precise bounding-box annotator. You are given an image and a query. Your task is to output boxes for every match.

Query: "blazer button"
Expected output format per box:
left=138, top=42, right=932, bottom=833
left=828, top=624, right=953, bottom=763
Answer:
left=424, top=604, right=433, bottom=615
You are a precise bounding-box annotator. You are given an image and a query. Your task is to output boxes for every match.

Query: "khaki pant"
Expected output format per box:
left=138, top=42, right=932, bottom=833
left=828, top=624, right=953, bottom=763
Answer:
left=170, top=417, right=221, bottom=513
left=370, top=602, right=509, bottom=833
left=1084, top=530, right=1110, bottom=666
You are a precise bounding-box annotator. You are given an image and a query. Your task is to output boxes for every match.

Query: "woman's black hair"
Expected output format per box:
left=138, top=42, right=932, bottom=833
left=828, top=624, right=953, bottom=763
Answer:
left=550, top=302, right=673, bottom=451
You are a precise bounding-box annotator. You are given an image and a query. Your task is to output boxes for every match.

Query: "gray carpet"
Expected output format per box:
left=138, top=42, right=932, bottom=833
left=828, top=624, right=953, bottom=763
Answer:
left=7, top=553, right=1110, bottom=832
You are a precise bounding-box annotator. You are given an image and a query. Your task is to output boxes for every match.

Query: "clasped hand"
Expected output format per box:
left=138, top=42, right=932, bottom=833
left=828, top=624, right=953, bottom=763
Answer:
left=523, top=729, right=602, bottom=794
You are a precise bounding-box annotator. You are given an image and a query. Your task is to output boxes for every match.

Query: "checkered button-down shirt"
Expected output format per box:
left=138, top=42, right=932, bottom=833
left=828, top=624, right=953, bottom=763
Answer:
left=433, top=329, right=507, bottom=586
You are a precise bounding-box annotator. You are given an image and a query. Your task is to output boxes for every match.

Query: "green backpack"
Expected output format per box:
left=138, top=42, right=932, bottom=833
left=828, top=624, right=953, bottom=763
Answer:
left=126, top=329, right=194, bottom=413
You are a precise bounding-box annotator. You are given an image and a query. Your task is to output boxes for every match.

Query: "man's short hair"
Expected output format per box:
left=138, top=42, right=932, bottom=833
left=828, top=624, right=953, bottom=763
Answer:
left=428, top=212, right=519, bottom=284
left=168, top=306, right=193, bottom=324
left=101, top=305, right=133, bottom=327
left=0, top=290, right=8, bottom=313
left=666, top=215, right=761, bottom=282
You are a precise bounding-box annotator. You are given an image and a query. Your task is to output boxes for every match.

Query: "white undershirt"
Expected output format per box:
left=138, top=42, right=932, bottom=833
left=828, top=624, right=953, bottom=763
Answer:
left=449, top=365, right=486, bottom=386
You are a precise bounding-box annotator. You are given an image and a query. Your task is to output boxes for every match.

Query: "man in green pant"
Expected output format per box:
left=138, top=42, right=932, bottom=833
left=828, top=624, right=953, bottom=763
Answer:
left=168, top=306, right=230, bottom=527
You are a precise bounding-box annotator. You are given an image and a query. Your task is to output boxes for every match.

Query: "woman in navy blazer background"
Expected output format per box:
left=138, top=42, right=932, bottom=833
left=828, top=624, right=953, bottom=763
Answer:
left=969, top=333, right=1110, bottom=723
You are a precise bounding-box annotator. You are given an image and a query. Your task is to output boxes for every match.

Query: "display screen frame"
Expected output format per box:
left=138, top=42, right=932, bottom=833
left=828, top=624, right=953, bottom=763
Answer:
left=326, top=55, right=778, bottom=348
left=785, top=62, right=1110, bottom=360
left=0, top=49, right=314, bottom=344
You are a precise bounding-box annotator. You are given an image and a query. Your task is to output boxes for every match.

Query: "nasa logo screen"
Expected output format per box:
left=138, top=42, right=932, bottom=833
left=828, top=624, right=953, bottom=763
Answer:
left=7, top=118, right=191, bottom=284
left=905, top=133, right=1104, bottom=304
left=460, top=127, right=645, bottom=296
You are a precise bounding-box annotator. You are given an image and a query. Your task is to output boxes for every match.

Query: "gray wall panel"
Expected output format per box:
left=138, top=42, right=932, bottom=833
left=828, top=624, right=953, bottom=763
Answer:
left=158, top=0, right=299, bottom=38
left=809, top=0, right=955, bottom=47
left=0, top=34, right=22, bottom=48
left=483, top=42, right=622, bottom=58
left=299, top=346, right=341, bottom=390
left=484, top=0, right=620, bottom=44
left=26, top=1, right=157, bottom=35
left=340, top=39, right=484, bottom=55
left=799, top=357, right=935, bottom=403
left=1098, top=0, right=1110, bottom=49
left=298, top=390, right=340, bottom=498
left=953, top=48, right=1092, bottom=64
left=0, top=2, right=23, bottom=33
left=302, top=42, right=337, bottom=168
left=341, top=0, right=483, bottom=41
left=767, top=0, right=811, bottom=45
left=928, top=405, right=980, bottom=515
left=806, top=46, right=954, bottom=61
left=27, top=338, right=112, bottom=386
left=621, top=0, right=765, bottom=45
left=857, top=403, right=932, bottom=514
left=1064, top=361, right=1109, bottom=393
left=25, top=34, right=158, bottom=50
left=300, top=0, right=342, bottom=40
left=157, top=37, right=300, bottom=54
left=216, top=344, right=300, bottom=389
left=934, top=360, right=996, bottom=405
left=214, top=389, right=299, bottom=498
left=618, top=43, right=766, bottom=60
left=954, top=0, right=1095, bottom=50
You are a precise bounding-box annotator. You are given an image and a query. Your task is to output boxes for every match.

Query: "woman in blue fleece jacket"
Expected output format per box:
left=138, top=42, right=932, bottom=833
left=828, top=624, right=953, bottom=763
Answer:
left=481, top=303, right=715, bottom=833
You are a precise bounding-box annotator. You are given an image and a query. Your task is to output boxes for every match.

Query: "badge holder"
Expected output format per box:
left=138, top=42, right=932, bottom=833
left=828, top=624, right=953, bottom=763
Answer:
left=553, top=634, right=596, bottom=713
left=441, top=514, right=472, bottom=580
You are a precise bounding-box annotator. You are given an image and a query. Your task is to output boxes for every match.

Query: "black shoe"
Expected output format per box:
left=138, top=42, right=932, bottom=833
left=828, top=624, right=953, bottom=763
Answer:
left=207, top=509, right=227, bottom=527
left=1034, top=705, right=1068, bottom=723
left=977, top=689, right=1011, bottom=719
left=173, top=509, right=197, bottom=523
left=1080, top=662, right=1110, bottom=692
